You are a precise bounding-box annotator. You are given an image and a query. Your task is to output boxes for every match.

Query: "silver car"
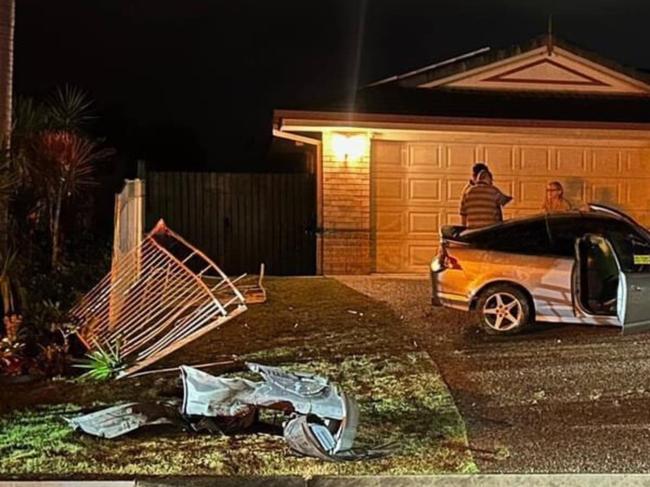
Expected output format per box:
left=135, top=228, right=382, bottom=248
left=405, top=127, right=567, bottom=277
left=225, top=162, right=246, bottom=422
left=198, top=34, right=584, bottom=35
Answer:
left=431, top=204, right=650, bottom=334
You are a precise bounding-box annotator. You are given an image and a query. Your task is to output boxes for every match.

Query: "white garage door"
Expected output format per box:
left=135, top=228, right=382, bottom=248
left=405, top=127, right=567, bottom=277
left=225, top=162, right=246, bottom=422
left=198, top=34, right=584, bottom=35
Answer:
left=372, top=136, right=650, bottom=273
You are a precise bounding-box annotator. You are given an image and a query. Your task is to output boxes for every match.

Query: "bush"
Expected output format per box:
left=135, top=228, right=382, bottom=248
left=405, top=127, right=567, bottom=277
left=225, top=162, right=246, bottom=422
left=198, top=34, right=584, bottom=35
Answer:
left=0, top=230, right=111, bottom=377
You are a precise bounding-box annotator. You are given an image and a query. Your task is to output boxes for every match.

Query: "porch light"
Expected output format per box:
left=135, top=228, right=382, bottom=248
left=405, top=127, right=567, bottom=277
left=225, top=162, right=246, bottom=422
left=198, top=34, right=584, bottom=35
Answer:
left=331, top=133, right=367, bottom=162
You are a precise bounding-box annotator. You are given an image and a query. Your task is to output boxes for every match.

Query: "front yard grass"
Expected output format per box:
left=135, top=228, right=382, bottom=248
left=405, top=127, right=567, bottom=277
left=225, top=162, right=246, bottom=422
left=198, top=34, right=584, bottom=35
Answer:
left=0, top=278, right=477, bottom=477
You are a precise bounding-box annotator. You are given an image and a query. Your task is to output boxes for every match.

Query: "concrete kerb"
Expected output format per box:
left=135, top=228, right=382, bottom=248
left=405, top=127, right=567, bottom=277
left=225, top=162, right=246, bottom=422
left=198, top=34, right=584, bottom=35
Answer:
left=4, top=476, right=650, bottom=487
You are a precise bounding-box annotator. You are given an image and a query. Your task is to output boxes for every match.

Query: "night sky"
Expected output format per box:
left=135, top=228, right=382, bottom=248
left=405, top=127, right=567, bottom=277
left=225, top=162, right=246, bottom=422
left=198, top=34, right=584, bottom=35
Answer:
left=13, top=0, right=650, bottom=172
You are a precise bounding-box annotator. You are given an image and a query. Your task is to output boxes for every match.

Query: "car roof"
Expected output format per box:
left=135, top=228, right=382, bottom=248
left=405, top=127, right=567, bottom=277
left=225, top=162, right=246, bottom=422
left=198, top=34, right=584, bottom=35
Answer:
left=457, top=209, right=619, bottom=240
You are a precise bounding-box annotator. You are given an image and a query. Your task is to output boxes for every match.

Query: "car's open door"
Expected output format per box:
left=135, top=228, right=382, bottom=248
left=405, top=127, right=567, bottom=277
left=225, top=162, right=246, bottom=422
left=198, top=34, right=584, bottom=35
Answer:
left=573, top=234, right=619, bottom=319
left=617, top=271, right=650, bottom=334
left=575, top=234, right=650, bottom=332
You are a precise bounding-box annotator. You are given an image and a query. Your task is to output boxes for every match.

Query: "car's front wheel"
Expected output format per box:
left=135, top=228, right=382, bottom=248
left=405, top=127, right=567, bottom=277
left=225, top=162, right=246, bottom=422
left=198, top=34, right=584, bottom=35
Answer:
left=476, top=284, right=532, bottom=335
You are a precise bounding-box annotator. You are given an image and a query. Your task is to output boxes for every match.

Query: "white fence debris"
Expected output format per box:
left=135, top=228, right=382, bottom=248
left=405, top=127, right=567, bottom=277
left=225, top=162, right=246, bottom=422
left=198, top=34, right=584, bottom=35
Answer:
left=70, top=220, right=247, bottom=377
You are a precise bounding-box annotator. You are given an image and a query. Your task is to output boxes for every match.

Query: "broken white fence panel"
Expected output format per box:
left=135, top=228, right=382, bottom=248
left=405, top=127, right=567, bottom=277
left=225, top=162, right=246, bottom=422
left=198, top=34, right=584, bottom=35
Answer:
left=69, top=220, right=247, bottom=377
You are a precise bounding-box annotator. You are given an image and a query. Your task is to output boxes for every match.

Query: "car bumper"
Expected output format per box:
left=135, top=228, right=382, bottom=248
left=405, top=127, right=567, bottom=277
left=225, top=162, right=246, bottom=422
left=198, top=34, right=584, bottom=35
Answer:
left=430, top=270, right=442, bottom=306
left=431, top=269, right=472, bottom=310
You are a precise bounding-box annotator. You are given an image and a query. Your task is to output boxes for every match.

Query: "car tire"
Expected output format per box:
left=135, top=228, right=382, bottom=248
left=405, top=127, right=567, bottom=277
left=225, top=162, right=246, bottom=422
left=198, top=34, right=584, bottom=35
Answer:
left=476, top=284, right=532, bottom=335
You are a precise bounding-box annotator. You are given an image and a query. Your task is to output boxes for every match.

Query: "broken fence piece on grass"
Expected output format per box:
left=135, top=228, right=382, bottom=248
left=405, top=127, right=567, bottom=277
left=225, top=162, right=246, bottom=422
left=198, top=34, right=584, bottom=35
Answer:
left=239, top=263, right=267, bottom=304
left=69, top=362, right=386, bottom=461
left=209, top=263, right=267, bottom=305
left=69, top=220, right=247, bottom=378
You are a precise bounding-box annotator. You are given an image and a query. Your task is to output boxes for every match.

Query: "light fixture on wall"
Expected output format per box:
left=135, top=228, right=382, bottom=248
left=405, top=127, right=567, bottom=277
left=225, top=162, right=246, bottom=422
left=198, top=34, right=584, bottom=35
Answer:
left=331, top=133, right=367, bottom=162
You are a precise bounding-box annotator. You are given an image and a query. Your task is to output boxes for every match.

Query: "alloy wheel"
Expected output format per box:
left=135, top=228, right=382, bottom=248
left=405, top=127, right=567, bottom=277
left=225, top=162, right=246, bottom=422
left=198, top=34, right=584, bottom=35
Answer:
left=482, top=292, right=522, bottom=331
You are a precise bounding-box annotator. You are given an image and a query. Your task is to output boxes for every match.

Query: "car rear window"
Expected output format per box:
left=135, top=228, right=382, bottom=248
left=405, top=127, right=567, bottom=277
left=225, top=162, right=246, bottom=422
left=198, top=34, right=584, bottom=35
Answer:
left=461, top=218, right=552, bottom=255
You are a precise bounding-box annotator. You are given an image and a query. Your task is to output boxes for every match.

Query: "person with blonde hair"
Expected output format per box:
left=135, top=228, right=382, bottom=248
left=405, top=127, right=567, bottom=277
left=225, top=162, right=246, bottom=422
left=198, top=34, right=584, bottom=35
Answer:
left=543, top=181, right=573, bottom=213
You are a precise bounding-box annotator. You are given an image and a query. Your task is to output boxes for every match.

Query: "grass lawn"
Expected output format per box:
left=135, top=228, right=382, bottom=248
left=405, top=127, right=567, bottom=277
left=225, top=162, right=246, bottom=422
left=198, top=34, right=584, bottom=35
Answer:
left=0, top=278, right=477, bottom=478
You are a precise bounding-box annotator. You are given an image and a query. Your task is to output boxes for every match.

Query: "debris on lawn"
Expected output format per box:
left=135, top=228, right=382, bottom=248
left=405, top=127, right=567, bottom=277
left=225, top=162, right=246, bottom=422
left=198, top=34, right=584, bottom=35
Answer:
left=589, top=390, right=602, bottom=401
left=66, top=402, right=178, bottom=439
left=67, top=362, right=388, bottom=461
left=68, top=220, right=247, bottom=378
left=236, top=263, right=267, bottom=304
left=533, top=390, right=546, bottom=401
left=212, top=263, right=267, bottom=305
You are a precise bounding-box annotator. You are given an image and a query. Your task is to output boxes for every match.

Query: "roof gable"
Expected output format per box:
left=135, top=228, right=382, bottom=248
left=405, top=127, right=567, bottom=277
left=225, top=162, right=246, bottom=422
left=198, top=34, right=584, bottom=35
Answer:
left=484, top=58, right=606, bottom=86
left=420, top=45, right=650, bottom=95
left=373, top=36, right=650, bottom=96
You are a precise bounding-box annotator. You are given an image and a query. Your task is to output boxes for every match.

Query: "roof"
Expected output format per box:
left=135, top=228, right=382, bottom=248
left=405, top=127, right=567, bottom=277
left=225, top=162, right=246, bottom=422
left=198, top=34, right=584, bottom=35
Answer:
left=275, top=35, right=650, bottom=128
left=370, top=34, right=650, bottom=89
left=322, top=86, right=650, bottom=124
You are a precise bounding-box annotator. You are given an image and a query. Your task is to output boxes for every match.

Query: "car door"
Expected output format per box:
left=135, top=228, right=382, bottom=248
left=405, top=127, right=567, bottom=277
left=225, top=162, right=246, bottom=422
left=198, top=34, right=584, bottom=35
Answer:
left=617, top=271, right=650, bottom=333
left=576, top=232, right=650, bottom=333
left=572, top=234, right=621, bottom=325
left=545, top=215, right=605, bottom=322
left=609, top=231, right=650, bottom=334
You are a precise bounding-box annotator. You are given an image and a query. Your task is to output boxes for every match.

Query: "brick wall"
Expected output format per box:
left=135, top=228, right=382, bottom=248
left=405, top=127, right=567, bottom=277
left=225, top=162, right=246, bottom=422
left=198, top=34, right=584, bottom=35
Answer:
left=322, top=132, right=371, bottom=274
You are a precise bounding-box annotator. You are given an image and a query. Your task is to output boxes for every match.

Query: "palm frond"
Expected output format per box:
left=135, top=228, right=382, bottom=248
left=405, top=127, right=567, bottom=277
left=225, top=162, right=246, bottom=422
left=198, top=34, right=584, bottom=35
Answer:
left=46, top=85, right=95, bottom=132
left=0, top=151, right=18, bottom=194
left=12, top=96, right=48, bottom=138
left=0, top=249, right=17, bottom=277
left=73, top=338, right=125, bottom=381
left=29, top=131, right=115, bottom=195
left=10, top=97, right=49, bottom=183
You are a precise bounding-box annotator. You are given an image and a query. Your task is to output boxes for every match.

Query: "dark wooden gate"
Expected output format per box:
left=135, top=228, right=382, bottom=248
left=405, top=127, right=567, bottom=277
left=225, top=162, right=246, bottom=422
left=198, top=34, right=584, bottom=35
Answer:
left=145, top=172, right=316, bottom=275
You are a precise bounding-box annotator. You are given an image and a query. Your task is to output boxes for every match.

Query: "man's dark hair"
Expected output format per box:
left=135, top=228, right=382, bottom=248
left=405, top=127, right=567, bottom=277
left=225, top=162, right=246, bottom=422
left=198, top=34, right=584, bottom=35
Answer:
left=472, top=162, right=489, bottom=177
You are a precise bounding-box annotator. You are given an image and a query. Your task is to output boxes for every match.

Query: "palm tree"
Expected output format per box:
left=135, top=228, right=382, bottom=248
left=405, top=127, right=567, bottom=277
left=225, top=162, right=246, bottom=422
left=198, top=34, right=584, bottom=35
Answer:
left=0, top=0, right=15, bottom=257
left=12, top=87, right=112, bottom=268
left=29, top=131, right=113, bottom=268
left=0, top=0, right=14, bottom=143
left=0, top=0, right=15, bottom=328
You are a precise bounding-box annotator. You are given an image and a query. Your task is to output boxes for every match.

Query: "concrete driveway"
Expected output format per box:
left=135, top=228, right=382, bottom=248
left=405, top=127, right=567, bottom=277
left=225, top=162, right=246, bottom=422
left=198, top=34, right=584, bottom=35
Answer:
left=337, top=276, right=650, bottom=473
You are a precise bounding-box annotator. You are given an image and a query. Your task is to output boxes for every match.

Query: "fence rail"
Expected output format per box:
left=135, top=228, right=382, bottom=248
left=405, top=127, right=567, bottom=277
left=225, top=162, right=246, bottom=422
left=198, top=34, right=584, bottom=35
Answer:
left=145, top=171, right=316, bottom=276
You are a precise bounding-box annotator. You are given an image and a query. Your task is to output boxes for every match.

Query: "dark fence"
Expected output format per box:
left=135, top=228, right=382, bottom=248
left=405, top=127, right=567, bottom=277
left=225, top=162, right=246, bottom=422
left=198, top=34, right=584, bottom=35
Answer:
left=145, top=172, right=317, bottom=276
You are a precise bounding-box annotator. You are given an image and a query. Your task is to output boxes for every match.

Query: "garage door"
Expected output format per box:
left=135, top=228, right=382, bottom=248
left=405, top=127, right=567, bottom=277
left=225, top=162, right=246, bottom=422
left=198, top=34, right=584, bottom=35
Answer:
left=372, top=137, right=650, bottom=273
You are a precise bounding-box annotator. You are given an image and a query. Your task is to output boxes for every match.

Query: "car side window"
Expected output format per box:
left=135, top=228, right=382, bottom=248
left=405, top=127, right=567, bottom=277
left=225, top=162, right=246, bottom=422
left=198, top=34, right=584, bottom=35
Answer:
left=468, top=220, right=551, bottom=255
left=546, top=217, right=582, bottom=257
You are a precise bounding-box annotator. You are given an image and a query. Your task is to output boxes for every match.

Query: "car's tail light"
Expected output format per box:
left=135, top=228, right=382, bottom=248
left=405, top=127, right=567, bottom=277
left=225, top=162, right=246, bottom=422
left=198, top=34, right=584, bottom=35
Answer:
left=444, top=253, right=462, bottom=270
left=431, top=243, right=462, bottom=272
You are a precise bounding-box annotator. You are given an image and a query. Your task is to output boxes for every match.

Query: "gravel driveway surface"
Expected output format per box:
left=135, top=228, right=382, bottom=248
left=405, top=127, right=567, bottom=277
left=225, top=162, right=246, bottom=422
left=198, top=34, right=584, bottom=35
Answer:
left=336, top=276, right=650, bottom=473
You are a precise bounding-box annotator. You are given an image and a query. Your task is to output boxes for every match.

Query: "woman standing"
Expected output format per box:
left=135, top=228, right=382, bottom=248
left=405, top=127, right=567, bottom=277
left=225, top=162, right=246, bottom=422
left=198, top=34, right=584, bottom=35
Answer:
left=543, top=181, right=573, bottom=213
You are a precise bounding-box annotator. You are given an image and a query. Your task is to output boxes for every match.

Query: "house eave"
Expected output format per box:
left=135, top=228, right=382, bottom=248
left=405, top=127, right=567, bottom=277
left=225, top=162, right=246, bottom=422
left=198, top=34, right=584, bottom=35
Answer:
left=274, top=109, right=650, bottom=136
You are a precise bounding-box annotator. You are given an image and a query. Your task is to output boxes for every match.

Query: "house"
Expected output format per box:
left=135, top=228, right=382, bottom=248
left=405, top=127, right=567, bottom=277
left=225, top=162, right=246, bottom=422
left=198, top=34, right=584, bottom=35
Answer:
left=274, top=35, right=650, bottom=275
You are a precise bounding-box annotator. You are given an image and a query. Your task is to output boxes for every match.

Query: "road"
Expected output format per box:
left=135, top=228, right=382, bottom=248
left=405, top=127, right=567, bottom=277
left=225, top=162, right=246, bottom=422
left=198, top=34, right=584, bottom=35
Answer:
left=337, top=276, right=650, bottom=473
